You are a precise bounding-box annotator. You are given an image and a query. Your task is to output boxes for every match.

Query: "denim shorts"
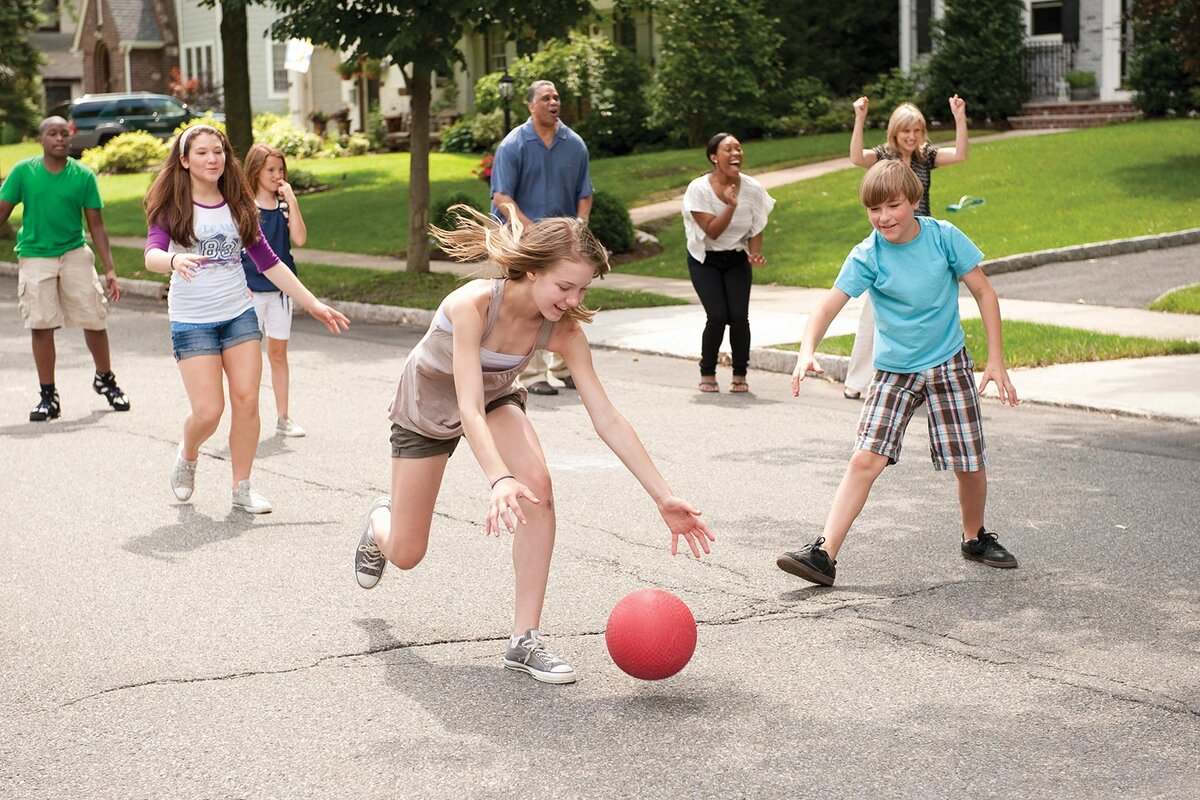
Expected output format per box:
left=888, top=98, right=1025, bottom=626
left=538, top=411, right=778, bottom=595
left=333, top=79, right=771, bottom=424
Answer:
left=170, top=307, right=263, bottom=361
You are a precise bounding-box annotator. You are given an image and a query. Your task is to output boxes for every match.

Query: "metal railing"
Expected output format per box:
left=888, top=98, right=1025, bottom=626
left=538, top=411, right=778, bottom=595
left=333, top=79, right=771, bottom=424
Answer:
left=1022, top=41, right=1077, bottom=101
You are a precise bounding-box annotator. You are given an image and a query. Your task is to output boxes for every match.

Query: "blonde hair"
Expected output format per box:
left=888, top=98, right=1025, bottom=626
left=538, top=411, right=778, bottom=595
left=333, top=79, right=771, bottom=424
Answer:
left=885, top=102, right=931, bottom=161
left=860, top=160, right=924, bottom=207
left=243, top=143, right=287, bottom=193
left=432, top=205, right=610, bottom=323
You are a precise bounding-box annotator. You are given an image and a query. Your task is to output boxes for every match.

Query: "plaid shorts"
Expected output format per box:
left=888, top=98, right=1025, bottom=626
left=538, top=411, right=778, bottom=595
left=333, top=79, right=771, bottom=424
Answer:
left=856, top=347, right=987, bottom=472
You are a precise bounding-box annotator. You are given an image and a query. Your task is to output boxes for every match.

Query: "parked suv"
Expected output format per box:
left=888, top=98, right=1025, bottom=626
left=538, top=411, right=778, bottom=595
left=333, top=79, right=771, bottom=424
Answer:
left=50, top=93, right=222, bottom=156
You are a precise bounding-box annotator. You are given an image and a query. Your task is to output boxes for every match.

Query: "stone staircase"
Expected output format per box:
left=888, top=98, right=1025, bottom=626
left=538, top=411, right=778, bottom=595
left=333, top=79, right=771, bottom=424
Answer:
left=1007, top=100, right=1141, bottom=129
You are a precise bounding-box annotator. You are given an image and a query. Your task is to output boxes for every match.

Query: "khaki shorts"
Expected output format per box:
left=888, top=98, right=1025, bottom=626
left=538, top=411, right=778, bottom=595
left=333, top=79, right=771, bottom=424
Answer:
left=17, top=246, right=109, bottom=330
left=390, top=393, right=526, bottom=459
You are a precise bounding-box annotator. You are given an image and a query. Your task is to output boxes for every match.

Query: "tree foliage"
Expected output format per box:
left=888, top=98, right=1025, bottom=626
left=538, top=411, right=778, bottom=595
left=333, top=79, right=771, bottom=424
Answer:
left=651, top=0, right=785, bottom=147
left=1127, top=0, right=1200, bottom=115
left=772, top=0, right=898, bottom=97
left=923, top=0, right=1026, bottom=123
left=270, top=0, right=590, bottom=270
left=0, top=0, right=45, bottom=139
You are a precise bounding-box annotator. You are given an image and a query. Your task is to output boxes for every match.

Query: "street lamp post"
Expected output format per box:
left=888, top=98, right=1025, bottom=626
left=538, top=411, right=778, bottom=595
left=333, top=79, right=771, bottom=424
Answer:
left=498, top=69, right=514, bottom=133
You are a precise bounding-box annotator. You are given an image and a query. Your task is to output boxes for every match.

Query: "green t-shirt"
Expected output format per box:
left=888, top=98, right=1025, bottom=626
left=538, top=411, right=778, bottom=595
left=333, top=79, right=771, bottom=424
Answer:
left=0, top=156, right=103, bottom=258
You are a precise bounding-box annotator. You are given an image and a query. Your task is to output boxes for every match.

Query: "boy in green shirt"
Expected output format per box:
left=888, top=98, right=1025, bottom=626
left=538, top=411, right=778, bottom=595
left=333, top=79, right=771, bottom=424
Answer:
left=0, top=117, right=130, bottom=421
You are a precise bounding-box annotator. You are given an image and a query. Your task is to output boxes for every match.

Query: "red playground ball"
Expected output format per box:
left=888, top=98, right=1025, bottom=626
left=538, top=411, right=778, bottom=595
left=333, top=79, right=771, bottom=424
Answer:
left=605, top=589, right=697, bottom=680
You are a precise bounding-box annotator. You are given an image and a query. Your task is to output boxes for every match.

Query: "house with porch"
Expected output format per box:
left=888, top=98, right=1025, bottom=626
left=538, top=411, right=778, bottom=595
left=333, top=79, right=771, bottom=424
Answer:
left=898, top=0, right=1139, bottom=127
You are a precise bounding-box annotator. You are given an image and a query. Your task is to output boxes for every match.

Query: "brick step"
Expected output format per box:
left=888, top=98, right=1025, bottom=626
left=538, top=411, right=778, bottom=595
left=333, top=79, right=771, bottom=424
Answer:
left=1007, top=111, right=1142, bottom=129
left=1019, top=101, right=1139, bottom=116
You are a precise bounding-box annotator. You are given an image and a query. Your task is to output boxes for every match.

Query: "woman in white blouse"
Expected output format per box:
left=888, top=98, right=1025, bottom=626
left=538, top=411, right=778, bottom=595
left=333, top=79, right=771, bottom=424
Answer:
left=681, top=133, right=775, bottom=393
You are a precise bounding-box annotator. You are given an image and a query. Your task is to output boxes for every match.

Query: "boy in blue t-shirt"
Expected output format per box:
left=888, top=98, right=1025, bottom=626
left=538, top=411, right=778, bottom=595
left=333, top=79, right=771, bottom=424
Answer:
left=777, top=160, right=1019, bottom=586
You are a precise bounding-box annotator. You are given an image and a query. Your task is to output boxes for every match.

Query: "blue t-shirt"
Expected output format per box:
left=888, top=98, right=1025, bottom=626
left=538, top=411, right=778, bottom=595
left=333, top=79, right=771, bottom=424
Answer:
left=489, top=119, right=593, bottom=221
left=242, top=199, right=296, bottom=292
left=834, top=217, right=984, bottom=373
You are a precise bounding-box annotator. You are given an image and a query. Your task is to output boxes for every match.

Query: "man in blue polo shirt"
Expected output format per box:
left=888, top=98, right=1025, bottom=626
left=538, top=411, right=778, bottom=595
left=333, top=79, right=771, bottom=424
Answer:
left=490, top=79, right=593, bottom=395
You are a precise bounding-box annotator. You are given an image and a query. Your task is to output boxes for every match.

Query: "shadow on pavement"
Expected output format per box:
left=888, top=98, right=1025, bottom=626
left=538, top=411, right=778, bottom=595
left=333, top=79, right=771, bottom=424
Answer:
left=123, top=504, right=335, bottom=561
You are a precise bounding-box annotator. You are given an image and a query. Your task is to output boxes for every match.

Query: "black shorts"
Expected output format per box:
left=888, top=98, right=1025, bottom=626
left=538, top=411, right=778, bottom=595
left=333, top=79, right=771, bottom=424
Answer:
left=389, top=393, right=526, bottom=459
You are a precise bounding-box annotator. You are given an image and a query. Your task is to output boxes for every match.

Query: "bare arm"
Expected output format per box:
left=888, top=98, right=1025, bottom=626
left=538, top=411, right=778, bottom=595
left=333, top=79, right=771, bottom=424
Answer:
left=491, top=193, right=533, bottom=227
left=279, top=182, right=307, bottom=246
left=791, top=288, right=852, bottom=396
left=261, top=263, right=349, bottom=334
left=449, top=289, right=541, bottom=535
left=83, top=207, right=120, bottom=302
left=575, top=195, right=592, bottom=223
left=961, top=267, right=1017, bottom=406
left=936, top=95, right=970, bottom=167
left=554, top=322, right=714, bottom=557
left=690, top=179, right=739, bottom=239
left=850, top=97, right=878, bottom=168
left=0, top=200, right=14, bottom=228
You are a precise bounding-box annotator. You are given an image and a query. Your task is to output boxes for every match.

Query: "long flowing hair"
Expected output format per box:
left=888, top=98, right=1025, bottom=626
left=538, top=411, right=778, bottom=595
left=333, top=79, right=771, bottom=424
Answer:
left=432, top=205, right=610, bottom=323
left=243, top=142, right=287, bottom=196
left=143, top=125, right=260, bottom=247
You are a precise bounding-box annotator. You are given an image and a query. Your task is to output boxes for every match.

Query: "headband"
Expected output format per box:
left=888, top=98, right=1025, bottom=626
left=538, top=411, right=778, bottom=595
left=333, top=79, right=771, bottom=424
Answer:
left=178, top=124, right=216, bottom=152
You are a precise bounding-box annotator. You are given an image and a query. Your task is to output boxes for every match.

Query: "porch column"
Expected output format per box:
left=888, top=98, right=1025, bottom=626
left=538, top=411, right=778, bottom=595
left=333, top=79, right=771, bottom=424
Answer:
left=900, top=0, right=913, bottom=73
left=1100, top=0, right=1129, bottom=101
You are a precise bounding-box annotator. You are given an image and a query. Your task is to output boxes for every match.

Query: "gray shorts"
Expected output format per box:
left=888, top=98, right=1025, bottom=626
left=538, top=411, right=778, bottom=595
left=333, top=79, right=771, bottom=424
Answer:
left=390, top=393, right=526, bottom=459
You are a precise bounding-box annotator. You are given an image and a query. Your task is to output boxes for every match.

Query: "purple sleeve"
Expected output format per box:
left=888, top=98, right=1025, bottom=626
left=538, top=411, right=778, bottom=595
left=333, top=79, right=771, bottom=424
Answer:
left=245, top=224, right=281, bottom=272
left=145, top=223, right=171, bottom=254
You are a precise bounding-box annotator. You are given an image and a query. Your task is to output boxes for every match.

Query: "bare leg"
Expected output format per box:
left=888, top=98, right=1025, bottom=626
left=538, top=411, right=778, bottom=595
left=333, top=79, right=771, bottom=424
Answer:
left=819, top=449, right=890, bottom=560
left=955, top=468, right=987, bottom=540
left=265, top=337, right=290, bottom=420
left=221, top=340, right=264, bottom=488
left=82, top=328, right=112, bottom=374
left=31, top=329, right=56, bottom=384
left=176, top=354, right=226, bottom=461
left=371, top=453, right=450, bottom=569
left=484, top=405, right=555, bottom=636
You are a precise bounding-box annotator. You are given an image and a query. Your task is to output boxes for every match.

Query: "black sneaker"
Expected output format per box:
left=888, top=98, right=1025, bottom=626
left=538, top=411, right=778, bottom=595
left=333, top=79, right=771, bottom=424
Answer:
left=29, top=389, right=61, bottom=422
left=776, top=536, right=837, bottom=586
left=961, top=527, right=1018, bottom=569
left=93, top=371, right=130, bottom=411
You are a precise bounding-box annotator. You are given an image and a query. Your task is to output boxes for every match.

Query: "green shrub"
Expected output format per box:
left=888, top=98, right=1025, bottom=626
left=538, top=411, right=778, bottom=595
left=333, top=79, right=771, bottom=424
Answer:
left=364, top=102, right=386, bottom=151
left=253, top=112, right=324, bottom=158
left=430, top=192, right=483, bottom=231
left=439, top=119, right=478, bottom=153
left=79, top=131, right=170, bottom=174
left=286, top=168, right=323, bottom=191
left=923, top=0, right=1026, bottom=123
left=345, top=134, right=371, bottom=156
left=172, top=113, right=226, bottom=138
left=1128, top=0, right=1199, bottom=116
left=861, top=67, right=923, bottom=126
left=1064, top=70, right=1096, bottom=89
left=470, top=109, right=508, bottom=152
left=588, top=191, right=634, bottom=254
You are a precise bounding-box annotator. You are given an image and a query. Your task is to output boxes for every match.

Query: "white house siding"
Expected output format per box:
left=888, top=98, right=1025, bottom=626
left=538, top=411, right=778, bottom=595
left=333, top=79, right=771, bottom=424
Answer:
left=175, top=0, right=287, bottom=115
left=247, top=4, right=287, bottom=114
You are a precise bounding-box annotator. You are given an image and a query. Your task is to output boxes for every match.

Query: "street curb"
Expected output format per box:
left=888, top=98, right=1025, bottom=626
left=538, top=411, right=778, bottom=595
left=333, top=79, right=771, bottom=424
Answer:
left=979, top=228, right=1200, bottom=275
left=0, top=261, right=169, bottom=300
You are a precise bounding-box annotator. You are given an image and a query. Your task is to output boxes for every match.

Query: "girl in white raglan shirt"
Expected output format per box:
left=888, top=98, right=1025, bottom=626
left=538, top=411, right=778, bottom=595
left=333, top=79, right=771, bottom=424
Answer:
left=143, top=125, right=349, bottom=513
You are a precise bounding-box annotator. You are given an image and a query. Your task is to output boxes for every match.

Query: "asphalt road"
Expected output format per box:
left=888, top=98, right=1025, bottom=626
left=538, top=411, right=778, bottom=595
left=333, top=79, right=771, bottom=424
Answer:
left=980, top=243, right=1199, bottom=307
left=2, top=284, right=1198, bottom=799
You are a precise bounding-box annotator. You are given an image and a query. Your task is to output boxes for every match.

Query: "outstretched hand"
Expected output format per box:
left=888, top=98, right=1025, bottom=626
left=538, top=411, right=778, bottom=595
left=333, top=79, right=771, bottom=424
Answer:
left=307, top=301, right=350, bottom=334
left=853, top=96, right=869, bottom=116
left=486, top=476, right=540, bottom=537
left=978, top=361, right=1019, bottom=407
left=791, top=353, right=823, bottom=397
left=657, top=495, right=715, bottom=558
left=949, top=94, right=967, bottom=119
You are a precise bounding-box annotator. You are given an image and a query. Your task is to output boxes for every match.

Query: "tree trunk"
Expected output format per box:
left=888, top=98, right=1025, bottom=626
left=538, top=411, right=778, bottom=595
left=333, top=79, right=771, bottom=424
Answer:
left=220, top=0, right=253, bottom=159
left=405, top=61, right=433, bottom=273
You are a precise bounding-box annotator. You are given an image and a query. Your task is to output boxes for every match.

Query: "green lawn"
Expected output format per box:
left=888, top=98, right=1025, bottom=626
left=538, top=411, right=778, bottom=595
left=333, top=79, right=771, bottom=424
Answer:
left=0, top=127, right=978, bottom=257
left=621, top=119, right=1200, bottom=287
left=772, top=318, right=1200, bottom=368
left=0, top=240, right=684, bottom=311
left=1149, top=284, right=1200, bottom=315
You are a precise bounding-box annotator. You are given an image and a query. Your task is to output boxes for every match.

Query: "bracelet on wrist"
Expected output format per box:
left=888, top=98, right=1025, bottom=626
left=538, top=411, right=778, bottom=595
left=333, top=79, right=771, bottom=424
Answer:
left=490, top=474, right=516, bottom=490
left=169, top=253, right=178, bottom=270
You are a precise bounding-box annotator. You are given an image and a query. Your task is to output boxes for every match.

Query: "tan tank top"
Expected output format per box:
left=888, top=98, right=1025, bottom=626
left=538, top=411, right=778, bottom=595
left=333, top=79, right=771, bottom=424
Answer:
left=388, top=278, right=556, bottom=440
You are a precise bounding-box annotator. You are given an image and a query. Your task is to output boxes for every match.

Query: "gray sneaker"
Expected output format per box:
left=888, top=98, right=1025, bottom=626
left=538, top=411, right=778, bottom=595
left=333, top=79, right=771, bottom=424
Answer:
left=232, top=480, right=272, bottom=514
left=503, top=629, right=577, bottom=684
left=354, top=497, right=390, bottom=589
left=170, top=447, right=197, bottom=501
left=276, top=416, right=306, bottom=437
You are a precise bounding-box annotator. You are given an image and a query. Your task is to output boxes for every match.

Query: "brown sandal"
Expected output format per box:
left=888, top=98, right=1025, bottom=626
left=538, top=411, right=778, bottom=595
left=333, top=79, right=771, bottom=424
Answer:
left=699, top=378, right=719, bottom=393
left=729, top=378, right=749, bottom=393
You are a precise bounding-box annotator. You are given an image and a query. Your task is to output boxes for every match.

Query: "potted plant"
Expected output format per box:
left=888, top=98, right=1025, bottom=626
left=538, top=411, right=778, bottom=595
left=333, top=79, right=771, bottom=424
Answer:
left=332, top=104, right=352, bottom=135
left=308, top=108, right=330, bottom=136
left=1065, top=70, right=1097, bottom=101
